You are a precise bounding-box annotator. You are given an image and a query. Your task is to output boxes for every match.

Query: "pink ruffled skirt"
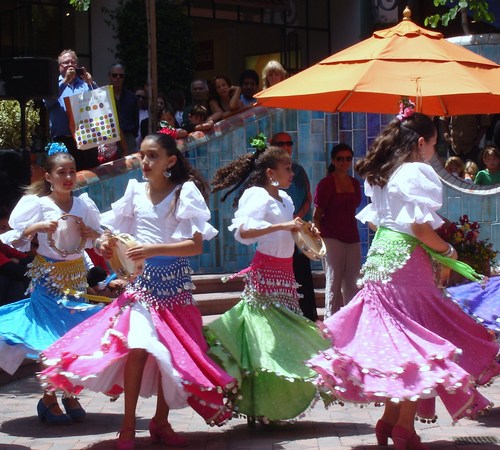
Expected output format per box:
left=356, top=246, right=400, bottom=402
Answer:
left=308, top=247, right=500, bottom=421
left=39, top=256, right=237, bottom=425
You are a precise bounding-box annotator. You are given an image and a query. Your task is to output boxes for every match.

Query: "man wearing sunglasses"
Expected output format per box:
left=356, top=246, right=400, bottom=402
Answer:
left=270, top=132, right=318, bottom=321
left=108, top=63, right=139, bottom=156
left=46, top=49, right=98, bottom=170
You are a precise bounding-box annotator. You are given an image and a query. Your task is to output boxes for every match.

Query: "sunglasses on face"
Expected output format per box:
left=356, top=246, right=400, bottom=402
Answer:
left=111, top=73, right=125, bottom=79
left=336, top=156, right=353, bottom=162
left=136, top=95, right=146, bottom=99
left=274, top=141, right=293, bottom=147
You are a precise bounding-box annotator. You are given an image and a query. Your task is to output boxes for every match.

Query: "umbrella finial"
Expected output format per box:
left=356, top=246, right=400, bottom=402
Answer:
left=402, top=6, right=412, bottom=21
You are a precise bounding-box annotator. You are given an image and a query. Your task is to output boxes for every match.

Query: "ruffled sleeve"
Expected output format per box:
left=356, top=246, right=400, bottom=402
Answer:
left=100, top=179, right=138, bottom=234
left=3, top=195, right=43, bottom=251
left=77, top=193, right=103, bottom=248
left=171, top=181, right=218, bottom=241
left=229, top=186, right=273, bottom=244
left=388, top=163, right=444, bottom=229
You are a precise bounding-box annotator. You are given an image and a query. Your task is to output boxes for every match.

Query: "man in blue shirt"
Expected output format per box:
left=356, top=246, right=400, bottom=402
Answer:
left=271, top=132, right=318, bottom=321
left=45, top=49, right=98, bottom=170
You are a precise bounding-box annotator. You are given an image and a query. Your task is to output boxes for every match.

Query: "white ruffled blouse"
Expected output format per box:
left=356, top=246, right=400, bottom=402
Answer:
left=0, top=193, right=102, bottom=260
left=229, top=186, right=295, bottom=258
left=101, top=179, right=218, bottom=243
left=356, top=162, right=444, bottom=236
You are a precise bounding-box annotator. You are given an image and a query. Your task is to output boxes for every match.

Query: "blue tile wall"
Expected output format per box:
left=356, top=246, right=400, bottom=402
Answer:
left=77, top=105, right=500, bottom=274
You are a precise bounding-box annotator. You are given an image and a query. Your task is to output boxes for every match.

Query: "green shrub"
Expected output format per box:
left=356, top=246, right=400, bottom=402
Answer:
left=0, top=100, right=40, bottom=149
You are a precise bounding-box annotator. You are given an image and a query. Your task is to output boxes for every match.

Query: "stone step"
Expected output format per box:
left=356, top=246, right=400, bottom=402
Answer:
left=194, top=288, right=325, bottom=316
left=192, top=270, right=325, bottom=295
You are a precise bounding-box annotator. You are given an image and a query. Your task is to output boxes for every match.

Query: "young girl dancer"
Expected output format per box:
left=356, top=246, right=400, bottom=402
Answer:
left=0, top=146, right=102, bottom=424
left=40, top=133, right=236, bottom=449
left=207, top=145, right=329, bottom=425
left=307, top=105, right=500, bottom=449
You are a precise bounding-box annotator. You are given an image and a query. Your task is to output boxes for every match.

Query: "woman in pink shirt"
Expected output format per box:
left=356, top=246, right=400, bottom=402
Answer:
left=313, top=143, right=361, bottom=318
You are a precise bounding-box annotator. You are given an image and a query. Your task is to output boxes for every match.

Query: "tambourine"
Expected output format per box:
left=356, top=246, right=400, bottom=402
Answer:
left=47, top=214, right=86, bottom=257
left=293, top=222, right=326, bottom=261
left=107, top=233, right=144, bottom=281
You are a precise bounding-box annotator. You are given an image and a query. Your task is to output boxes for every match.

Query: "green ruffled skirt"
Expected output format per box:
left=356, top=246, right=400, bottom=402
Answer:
left=204, top=252, right=330, bottom=421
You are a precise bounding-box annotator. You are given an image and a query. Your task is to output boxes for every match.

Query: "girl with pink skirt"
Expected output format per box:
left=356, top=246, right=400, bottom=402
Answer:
left=307, top=106, right=500, bottom=450
left=39, top=134, right=237, bottom=449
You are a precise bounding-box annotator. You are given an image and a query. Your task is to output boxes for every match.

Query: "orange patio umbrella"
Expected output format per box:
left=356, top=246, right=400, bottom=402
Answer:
left=254, top=8, right=500, bottom=116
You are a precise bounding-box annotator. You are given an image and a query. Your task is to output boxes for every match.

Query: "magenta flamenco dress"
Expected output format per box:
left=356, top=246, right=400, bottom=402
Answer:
left=39, top=180, right=237, bottom=425
left=307, top=163, right=500, bottom=422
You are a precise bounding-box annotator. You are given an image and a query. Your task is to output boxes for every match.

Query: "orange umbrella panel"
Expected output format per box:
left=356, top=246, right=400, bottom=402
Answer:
left=255, top=9, right=500, bottom=116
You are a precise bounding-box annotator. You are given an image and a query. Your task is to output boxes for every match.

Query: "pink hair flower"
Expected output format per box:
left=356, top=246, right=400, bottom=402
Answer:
left=397, top=97, right=416, bottom=122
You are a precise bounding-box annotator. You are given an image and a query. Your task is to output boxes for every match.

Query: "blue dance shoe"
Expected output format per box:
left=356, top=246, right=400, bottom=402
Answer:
left=37, top=399, right=72, bottom=425
left=61, top=396, right=86, bottom=422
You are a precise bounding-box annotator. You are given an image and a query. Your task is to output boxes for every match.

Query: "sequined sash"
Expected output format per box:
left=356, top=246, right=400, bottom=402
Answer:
left=27, top=255, right=88, bottom=297
left=126, top=256, right=196, bottom=309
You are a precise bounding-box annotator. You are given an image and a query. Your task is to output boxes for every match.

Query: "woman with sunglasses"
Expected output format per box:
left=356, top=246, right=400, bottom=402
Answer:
left=313, top=143, right=361, bottom=318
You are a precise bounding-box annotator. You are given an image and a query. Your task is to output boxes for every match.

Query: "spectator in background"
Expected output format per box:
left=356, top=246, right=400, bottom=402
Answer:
left=158, top=103, right=188, bottom=139
left=271, top=132, right=318, bottom=321
left=444, top=156, right=465, bottom=180
left=442, top=114, right=490, bottom=164
left=239, top=69, right=259, bottom=106
left=167, top=89, right=186, bottom=127
left=475, top=145, right=500, bottom=185
left=135, top=87, right=149, bottom=149
left=262, top=60, right=287, bottom=89
left=313, top=143, right=361, bottom=318
left=108, top=63, right=139, bottom=156
left=45, top=49, right=98, bottom=171
left=181, top=79, right=210, bottom=128
left=464, top=160, right=479, bottom=183
left=208, top=75, right=243, bottom=122
left=140, top=93, right=167, bottom=140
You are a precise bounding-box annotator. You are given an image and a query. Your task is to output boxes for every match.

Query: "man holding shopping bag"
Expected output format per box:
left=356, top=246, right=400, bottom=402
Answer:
left=45, top=49, right=98, bottom=171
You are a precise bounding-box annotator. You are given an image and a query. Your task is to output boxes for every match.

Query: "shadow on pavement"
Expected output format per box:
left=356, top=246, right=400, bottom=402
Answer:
left=0, top=412, right=123, bottom=438
left=474, top=406, right=500, bottom=426
left=0, top=445, right=31, bottom=450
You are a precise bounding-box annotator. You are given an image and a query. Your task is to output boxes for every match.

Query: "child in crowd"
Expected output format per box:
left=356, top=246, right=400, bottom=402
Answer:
left=40, top=133, right=236, bottom=449
left=0, top=145, right=103, bottom=424
left=206, top=144, right=329, bottom=426
left=86, top=265, right=126, bottom=299
left=464, top=160, right=478, bottom=183
left=444, top=156, right=465, bottom=179
left=475, top=145, right=500, bottom=185
left=184, top=105, right=214, bottom=134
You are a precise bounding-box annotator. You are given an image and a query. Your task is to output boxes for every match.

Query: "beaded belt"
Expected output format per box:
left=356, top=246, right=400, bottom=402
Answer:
left=126, top=256, right=196, bottom=309
left=27, top=255, right=88, bottom=297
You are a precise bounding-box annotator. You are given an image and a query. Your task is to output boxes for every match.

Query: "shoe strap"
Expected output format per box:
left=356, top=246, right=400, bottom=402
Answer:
left=45, top=402, right=60, bottom=411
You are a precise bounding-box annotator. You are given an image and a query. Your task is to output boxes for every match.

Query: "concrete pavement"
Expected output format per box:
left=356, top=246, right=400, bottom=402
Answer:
left=0, top=373, right=499, bottom=450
